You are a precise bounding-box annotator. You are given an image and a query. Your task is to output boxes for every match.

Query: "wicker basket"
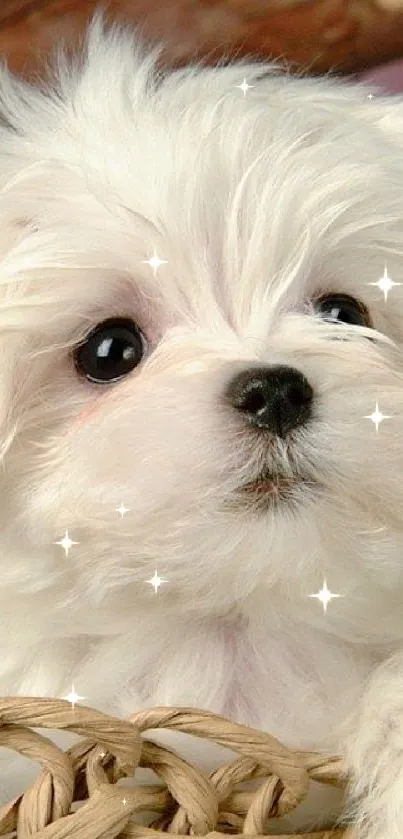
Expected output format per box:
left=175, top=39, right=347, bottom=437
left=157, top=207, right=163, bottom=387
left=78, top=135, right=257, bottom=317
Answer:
left=0, top=697, right=351, bottom=838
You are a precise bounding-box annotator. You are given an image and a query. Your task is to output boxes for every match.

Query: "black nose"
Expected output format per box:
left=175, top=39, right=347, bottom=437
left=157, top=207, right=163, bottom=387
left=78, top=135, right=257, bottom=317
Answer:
left=225, top=364, right=314, bottom=437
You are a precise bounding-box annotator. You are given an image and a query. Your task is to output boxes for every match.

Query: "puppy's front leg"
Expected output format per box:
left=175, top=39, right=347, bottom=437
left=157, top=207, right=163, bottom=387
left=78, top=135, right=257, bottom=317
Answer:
left=341, top=649, right=403, bottom=839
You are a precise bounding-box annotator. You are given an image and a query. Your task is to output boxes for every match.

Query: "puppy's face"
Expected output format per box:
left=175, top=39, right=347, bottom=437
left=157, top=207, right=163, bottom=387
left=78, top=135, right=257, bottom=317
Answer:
left=2, top=23, right=403, bottom=642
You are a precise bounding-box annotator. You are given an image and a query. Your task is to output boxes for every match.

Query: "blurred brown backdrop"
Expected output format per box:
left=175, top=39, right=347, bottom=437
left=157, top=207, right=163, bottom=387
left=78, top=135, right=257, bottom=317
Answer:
left=1, top=0, right=403, bottom=78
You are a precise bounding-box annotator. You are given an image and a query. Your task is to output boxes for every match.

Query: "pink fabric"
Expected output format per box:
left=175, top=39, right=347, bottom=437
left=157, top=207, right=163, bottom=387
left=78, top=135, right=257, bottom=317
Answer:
left=355, top=58, right=403, bottom=94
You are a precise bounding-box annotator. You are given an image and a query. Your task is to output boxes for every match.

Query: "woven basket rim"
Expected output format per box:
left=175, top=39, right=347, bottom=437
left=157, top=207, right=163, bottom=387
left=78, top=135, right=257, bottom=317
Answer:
left=0, top=696, right=350, bottom=838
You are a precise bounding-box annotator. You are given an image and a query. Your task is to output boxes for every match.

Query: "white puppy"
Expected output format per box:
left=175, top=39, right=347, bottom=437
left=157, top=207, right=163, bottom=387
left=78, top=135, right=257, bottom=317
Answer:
left=1, top=16, right=403, bottom=836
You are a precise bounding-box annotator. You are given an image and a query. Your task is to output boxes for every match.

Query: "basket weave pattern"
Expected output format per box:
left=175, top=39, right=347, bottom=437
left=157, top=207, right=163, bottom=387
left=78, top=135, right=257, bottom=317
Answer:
left=0, top=698, right=351, bottom=838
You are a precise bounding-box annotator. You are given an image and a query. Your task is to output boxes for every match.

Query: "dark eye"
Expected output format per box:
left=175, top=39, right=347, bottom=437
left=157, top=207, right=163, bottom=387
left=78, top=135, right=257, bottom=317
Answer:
left=313, top=293, right=371, bottom=328
left=74, top=317, right=146, bottom=383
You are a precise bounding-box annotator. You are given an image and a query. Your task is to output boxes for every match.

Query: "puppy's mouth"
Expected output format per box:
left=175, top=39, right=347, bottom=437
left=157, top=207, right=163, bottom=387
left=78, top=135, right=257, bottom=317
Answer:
left=238, top=471, right=317, bottom=509
left=242, top=473, right=301, bottom=494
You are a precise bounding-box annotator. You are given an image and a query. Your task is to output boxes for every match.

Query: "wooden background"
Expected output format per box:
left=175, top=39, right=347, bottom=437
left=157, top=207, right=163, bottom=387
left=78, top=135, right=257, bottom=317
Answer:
left=1, top=0, right=403, bottom=79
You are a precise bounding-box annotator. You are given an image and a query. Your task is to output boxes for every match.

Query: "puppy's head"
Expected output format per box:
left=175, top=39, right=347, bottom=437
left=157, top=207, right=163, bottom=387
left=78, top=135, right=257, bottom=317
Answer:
left=1, top=18, right=403, bottom=642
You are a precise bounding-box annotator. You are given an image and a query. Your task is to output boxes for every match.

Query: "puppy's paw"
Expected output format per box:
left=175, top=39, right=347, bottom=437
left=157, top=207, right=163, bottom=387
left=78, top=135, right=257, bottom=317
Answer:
left=341, top=658, right=403, bottom=839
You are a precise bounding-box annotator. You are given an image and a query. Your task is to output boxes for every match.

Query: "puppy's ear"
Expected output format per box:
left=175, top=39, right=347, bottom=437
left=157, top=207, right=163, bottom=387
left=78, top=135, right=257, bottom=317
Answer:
left=0, top=61, right=57, bottom=464
left=0, top=66, right=38, bottom=461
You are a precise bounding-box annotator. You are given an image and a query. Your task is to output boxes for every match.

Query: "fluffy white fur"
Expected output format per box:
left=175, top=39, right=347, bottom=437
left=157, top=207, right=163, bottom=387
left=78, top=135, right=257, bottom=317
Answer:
left=2, top=16, right=403, bottom=835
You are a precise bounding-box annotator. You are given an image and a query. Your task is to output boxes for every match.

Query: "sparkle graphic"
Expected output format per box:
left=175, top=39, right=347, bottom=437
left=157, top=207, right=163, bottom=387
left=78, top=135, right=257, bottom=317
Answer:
left=236, top=78, right=254, bottom=96
left=61, top=683, right=86, bottom=710
left=309, top=578, right=343, bottom=614
left=369, top=265, right=401, bottom=302
left=368, top=93, right=374, bottom=100
left=364, top=401, right=392, bottom=432
left=116, top=502, right=130, bottom=518
left=54, top=529, right=79, bottom=557
left=146, top=569, right=169, bottom=593
left=142, top=251, right=168, bottom=275
left=99, top=751, right=106, bottom=759
left=122, top=798, right=127, bottom=806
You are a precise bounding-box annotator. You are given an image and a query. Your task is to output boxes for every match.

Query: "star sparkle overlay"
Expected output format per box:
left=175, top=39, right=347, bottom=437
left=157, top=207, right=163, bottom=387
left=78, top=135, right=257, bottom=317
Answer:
left=308, top=579, right=343, bottom=614
left=142, top=251, right=168, bottom=276
left=54, top=529, right=79, bottom=557
left=236, top=78, right=254, bottom=96
left=364, top=402, right=391, bottom=432
left=61, top=683, right=86, bottom=710
left=116, top=502, right=130, bottom=518
left=146, top=570, right=169, bottom=593
left=369, top=266, right=401, bottom=302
